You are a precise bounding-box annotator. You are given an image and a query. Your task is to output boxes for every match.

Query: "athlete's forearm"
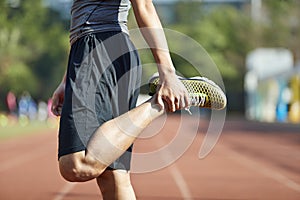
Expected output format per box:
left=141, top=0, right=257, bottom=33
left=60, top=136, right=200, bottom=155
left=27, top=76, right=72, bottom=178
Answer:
left=130, top=0, right=176, bottom=78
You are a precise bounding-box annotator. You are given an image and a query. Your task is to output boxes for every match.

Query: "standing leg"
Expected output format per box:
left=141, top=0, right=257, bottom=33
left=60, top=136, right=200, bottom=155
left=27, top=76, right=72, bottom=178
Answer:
left=96, top=169, right=136, bottom=200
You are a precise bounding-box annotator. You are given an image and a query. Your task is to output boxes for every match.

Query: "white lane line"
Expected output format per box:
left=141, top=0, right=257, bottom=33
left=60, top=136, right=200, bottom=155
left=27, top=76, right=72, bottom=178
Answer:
left=224, top=144, right=300, bottom=193
left=156, top=140, right=193, bottom=200
left=0, top=143, right=54, bottom=172
left=53, top=182, right=77, bottom=200
left=169, top=164, right=194, bottom=200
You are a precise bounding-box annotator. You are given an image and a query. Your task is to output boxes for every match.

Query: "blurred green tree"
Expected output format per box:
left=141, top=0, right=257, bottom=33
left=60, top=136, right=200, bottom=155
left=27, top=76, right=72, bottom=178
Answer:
left=162, top=1, right=299, bottom=112
left=0, top=0, right=69, bottom=111
left=260, top=0, right=300, bottom=59
left=168, top=4, right=254, bottom=111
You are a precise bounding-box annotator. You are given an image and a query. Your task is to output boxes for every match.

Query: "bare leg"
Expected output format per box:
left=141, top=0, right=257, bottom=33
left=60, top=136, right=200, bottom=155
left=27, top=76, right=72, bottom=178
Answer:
left=59, top=98, right=164, bottom=182
left=96, top=169, right=136, bottom=200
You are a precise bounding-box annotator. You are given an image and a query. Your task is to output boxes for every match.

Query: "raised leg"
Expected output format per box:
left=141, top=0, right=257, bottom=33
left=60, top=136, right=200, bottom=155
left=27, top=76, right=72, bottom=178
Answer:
left=58, top=98, right=163, bottom=182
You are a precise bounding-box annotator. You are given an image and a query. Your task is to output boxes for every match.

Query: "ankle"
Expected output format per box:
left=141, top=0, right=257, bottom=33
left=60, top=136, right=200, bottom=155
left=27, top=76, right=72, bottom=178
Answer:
left=148, top=96, right=165, bottom=120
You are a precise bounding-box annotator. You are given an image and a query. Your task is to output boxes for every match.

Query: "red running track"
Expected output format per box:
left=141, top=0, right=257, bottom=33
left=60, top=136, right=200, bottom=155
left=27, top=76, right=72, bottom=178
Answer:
left=0, top=114, right=299, bottom=200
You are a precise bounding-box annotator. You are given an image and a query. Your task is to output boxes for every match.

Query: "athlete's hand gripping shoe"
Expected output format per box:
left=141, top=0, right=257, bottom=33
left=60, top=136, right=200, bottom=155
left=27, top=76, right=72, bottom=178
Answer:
left=149, top=74, right=227, bottom=111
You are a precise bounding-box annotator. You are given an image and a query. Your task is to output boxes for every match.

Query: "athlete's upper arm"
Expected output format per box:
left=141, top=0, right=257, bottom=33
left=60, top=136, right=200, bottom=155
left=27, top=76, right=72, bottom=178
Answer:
left=130, top=0, right=153, bottom=8
left=130, top=0, right=156, bottom=15
left=130, top=0, right=161, bottom=28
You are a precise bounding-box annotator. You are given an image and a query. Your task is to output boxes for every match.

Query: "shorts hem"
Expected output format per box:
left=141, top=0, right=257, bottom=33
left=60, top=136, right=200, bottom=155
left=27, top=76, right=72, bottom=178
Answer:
left=58, top=146, right=86, bottom=159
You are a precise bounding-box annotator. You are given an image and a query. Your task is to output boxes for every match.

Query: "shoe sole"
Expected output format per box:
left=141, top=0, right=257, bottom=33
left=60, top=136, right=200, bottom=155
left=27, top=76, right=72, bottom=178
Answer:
left=148, top=76, right=227, bottom=110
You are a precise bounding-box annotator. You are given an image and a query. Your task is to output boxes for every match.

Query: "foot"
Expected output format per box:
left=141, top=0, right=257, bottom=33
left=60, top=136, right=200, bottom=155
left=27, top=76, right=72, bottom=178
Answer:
left=148, top=74, right=227, bottom=110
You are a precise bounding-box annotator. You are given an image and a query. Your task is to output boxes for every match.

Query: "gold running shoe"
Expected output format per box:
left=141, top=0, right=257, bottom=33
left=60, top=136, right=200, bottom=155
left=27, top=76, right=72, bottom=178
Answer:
left=148, top=74, right=227, bottom=110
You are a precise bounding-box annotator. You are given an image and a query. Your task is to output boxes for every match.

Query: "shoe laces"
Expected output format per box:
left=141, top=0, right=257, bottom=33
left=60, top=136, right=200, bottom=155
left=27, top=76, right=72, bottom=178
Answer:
left=185, top=93, right=207, bottom=115
left=190, top=93, right=206, bottom=107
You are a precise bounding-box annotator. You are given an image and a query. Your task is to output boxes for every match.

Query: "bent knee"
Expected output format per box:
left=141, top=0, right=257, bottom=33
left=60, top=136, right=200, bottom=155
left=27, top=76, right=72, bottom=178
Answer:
left=58, top=153, right=105, bottom=182
left=59, top=162, right=86, bottom=182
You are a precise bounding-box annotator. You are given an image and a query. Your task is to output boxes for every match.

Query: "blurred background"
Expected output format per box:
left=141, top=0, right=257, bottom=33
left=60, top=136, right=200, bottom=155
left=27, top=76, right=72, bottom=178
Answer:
left=0, top=1, right=300, bottom=199
left=0, top=0, right=299, bottom=128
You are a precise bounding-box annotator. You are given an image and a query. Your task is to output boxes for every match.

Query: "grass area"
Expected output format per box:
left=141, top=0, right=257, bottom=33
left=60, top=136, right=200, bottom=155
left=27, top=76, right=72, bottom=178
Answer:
left=0, top=115, right=58, bottom=140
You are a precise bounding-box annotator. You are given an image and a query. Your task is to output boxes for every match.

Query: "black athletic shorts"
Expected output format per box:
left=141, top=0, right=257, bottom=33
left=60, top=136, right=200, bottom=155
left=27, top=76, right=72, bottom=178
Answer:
left=58, top=31, right=142, bottom=170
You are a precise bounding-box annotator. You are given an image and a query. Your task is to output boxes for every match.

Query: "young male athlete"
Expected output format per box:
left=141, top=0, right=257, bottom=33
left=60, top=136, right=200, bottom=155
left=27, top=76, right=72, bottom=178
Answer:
left=51, top=0, right=226, bottom=199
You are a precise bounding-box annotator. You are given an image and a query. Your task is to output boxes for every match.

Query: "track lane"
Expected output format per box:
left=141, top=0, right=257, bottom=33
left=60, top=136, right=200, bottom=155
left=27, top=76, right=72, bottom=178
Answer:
left=0, top=115, right=300, bottom=200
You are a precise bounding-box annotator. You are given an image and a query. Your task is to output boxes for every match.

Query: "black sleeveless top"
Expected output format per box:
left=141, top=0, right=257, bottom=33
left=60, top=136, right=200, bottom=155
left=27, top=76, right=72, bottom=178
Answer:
left=70, top=0, right=130, bottom=44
